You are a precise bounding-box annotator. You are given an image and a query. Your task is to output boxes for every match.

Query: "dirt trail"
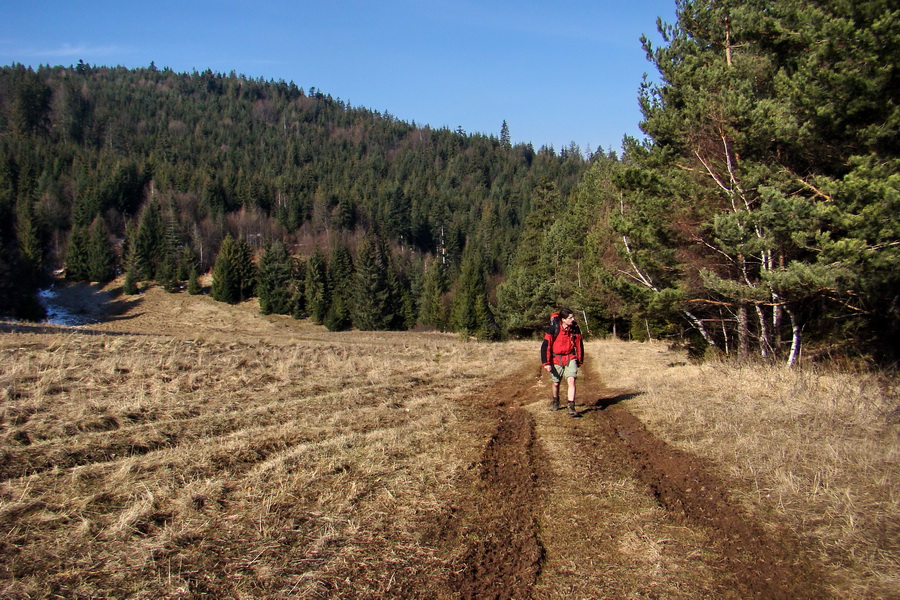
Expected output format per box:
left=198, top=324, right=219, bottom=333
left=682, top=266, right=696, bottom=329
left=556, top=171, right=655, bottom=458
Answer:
left=443, top=363, right=828, bottom=599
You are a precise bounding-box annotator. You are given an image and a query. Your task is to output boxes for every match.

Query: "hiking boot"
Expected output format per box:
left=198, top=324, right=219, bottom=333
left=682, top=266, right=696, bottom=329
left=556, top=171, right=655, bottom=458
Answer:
left=549, top=397, right=561, bottom=411
left=567, top=401, right=580, bottom=417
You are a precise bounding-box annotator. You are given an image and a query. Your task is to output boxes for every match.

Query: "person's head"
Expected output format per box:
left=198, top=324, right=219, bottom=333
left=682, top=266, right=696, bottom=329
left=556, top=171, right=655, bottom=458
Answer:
left=559, top=308, right=576, bottom=325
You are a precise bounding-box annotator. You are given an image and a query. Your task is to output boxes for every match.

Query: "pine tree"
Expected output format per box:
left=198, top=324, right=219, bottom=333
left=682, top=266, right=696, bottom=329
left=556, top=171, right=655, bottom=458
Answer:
left=613, top=0, right=900, bottom=363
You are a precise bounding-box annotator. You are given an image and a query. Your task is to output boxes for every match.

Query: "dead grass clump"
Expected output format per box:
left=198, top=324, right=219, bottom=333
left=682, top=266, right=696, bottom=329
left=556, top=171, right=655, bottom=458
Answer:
left=592, top=338, right=899, bottom=599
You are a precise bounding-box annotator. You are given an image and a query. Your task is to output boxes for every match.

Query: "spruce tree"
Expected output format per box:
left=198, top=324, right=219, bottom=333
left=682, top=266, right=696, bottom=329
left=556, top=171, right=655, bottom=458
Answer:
left=211, top=234, right=256, bottom=304
left=352, top=234, right=392, bottom=330
left=132, top=199, right=165, bottom=281
left=418, top=258, right=448, bottom=330
left=234, top=237, right=257, bottom=301
left=324, top=242, right=354, bottom=330
left=256, top=240, right=293, bottom=315
left=495, top=178, right=567, bottom=335
left=122, top=265, right=139, bottom=295
left=290, top=257, right=306, bottom=319
left=495, top=266, right=556, bottom=336
left=0, top=63, right=596, bottom=333
left=500, top=120, right=511, bottom=148
left=176, top=246, right=195, bottom=283
left=65, top=223, right=90, bottom=281
left=86, top=216, right=116, bottom=283
left=158, top=251, right=180, bottom=292
left=15, top=195, right=45, bottom=286
left=387, top=260, right=415, bottom=330
left=186, top=264, right=202, bottom=295
left=450, top=242, right=497, bottom=340
left=304, top=248, right=329, bottom=323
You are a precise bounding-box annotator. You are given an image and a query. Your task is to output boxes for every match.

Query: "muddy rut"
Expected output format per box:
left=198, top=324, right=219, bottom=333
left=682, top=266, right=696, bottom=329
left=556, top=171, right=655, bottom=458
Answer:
left=441, top=365, right=829, bottom=599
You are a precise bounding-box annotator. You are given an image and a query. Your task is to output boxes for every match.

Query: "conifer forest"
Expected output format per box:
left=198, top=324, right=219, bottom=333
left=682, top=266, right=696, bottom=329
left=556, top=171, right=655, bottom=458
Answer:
left=1, top=0, right=897, bottom=365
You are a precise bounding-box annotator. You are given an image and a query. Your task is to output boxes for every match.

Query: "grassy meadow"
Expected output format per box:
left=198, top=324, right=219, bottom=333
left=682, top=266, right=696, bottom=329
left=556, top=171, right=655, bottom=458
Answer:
left=0, top=318, right=529, bottom=598
left=0, top=284, right=897, bottom=598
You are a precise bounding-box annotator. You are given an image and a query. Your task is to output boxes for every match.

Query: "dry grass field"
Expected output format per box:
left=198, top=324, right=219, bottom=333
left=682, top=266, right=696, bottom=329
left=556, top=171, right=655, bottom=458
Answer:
left=0, top=280, right=897, bottom=599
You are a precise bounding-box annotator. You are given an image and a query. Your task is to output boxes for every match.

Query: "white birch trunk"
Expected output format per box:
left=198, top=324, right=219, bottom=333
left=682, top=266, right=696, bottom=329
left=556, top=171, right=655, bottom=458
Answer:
left=755, top=304, right=770, bottom=358
left=738, top=303, right=749, bottom=359
left=786, top=305, right=802, bottom=367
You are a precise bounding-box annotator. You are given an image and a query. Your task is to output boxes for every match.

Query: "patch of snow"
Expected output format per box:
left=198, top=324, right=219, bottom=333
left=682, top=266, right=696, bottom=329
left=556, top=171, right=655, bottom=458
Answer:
left=38, top=287, right=96, bottom=327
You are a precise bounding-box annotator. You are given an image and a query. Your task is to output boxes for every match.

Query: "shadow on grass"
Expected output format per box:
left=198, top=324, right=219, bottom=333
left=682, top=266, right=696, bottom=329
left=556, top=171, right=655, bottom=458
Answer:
left=579, top=390, right=644, bottom=415
left=1, top=281, right=145, bottom=335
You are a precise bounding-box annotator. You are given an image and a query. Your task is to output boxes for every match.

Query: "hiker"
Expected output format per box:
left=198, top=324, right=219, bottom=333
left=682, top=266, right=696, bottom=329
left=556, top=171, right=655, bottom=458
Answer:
left=541, top=308, right=584, bottom=417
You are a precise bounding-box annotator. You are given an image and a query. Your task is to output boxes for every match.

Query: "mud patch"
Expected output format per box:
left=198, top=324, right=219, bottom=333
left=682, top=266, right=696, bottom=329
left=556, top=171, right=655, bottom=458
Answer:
left=451, top=406, right=545, bottom=600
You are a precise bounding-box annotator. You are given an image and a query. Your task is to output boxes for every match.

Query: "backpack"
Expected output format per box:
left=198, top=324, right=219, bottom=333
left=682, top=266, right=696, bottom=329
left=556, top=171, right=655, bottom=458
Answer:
left=543, top=313, right=562, bottom=378
left=547, top=312, right=561, bottom=342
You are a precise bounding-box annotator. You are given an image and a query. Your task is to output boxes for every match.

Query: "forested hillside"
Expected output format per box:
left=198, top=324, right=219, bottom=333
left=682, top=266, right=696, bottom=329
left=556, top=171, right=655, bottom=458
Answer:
left=1, top=0, right=898, bottom=364
left=0, top=60, right=588, bottom=337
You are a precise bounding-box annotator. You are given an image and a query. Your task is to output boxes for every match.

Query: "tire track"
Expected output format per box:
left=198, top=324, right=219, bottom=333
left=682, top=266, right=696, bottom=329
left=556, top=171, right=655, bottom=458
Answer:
left=447, top=364, right=829, bottom=599
left=597, top=402, right=828, bottom=599
left=451, top=405, right=544, bottom=600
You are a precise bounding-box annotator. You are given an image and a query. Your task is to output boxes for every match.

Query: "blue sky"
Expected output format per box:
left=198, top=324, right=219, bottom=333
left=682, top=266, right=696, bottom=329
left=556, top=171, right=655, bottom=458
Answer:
left=2, top=0, right=677, bottom=153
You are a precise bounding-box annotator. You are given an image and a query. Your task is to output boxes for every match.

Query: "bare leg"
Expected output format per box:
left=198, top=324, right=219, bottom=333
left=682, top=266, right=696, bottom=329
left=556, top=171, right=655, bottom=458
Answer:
left=566, top=376, right=580, bottom=417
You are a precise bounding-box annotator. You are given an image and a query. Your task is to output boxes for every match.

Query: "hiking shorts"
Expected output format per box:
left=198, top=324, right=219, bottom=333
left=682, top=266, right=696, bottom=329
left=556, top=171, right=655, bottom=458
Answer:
left=549, top=358, right=578, bottom=383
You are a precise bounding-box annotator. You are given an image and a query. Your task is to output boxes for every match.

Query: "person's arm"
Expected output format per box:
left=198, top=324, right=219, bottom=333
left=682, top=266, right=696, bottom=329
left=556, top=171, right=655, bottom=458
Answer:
left=576, top=332, right=584, bottom=365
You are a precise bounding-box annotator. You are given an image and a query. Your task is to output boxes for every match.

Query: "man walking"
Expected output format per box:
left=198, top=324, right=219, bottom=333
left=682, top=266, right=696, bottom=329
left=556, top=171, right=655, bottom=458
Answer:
left=540, top=308, right=584, bottom=417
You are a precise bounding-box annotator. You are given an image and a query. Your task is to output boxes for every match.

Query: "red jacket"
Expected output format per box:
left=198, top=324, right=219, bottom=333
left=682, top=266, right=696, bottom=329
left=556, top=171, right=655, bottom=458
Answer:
left=540, top=323, right=584, bottom=367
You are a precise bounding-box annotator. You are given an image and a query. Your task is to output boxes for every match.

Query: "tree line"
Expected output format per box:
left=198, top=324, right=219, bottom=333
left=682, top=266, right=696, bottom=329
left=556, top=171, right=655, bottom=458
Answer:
left=1, top=0, right=897, bottom=364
